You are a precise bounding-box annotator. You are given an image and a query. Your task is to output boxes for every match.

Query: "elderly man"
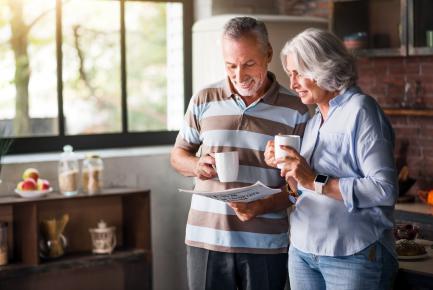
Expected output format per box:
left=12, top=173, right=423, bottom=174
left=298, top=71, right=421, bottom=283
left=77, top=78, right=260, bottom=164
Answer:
left=170, top=17, right=308, bottom=290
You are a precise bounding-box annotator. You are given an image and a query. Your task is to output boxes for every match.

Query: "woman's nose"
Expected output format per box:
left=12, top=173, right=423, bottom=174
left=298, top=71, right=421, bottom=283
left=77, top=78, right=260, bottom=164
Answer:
left=290, top=75, right=298, bottom=90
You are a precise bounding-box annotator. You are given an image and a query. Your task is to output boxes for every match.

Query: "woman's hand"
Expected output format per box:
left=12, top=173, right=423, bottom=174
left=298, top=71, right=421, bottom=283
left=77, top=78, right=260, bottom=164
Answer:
left=264, top=140, right=277, bottom=168
left=278, top=145, right=316, bottom=190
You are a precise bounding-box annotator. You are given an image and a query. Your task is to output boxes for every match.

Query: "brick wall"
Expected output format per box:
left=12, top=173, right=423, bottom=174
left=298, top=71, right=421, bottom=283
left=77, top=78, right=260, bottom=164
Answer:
left=281, top=0, right=433, bottom=190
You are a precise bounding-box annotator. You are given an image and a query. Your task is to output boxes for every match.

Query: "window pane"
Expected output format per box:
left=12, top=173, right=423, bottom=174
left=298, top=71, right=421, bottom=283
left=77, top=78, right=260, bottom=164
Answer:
left=62, top=0, right=121, bottom=135
left=126, top=2, right=184, bottom=132
left=0, top=0, right=58, bottom=138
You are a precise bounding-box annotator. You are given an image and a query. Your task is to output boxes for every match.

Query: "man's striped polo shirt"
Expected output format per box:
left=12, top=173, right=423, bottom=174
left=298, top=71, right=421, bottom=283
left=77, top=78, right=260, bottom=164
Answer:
left=175, top=72, right=309, bottom=254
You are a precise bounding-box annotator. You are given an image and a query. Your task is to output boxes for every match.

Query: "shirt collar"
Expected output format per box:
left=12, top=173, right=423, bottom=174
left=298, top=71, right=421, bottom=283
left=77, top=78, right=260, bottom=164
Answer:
left=314, top=85, right=361, bottom=115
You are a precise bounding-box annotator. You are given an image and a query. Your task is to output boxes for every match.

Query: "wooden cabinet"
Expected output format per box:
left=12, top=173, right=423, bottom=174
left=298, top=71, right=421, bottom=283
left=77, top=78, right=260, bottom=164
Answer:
left=0, top=188, right=151, bottom=290
left=329, top=0, right=433, bottom=57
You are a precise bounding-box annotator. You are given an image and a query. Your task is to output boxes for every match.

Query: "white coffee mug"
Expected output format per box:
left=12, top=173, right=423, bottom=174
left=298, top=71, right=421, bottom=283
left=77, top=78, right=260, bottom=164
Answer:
left=215, top=151, right=239, bottom=182
left=274, top=135, right=301, bottom=169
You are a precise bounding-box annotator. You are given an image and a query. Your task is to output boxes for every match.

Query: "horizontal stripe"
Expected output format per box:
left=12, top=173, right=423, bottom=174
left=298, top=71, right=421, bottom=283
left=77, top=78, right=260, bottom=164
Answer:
left=192, top=84, right=229, bottom=106
left=187, top=209, right=289, bottom=234
left=199, top=114, right=302, bottom=137
left=197, top=100, right=243, bottom=120
left=236, top=165, right=283, bottom=186
left=201, top=130, right=270, bottom=151
left=179, top=124, right=201, bottom=144
left=244, top=103, right=309, bottom=127
left=190, top=195, right=288, bottom=220
left=184, top=110, right=199, bottom=132
left=265, top=87, right=309, bottom=114
left=201, top=145, right=270, bottom=168
left=174, top=134, right=200, bottom=152
left=186, top=240, right=288, bottom=254
left=186, top=224, right=289, bottom=249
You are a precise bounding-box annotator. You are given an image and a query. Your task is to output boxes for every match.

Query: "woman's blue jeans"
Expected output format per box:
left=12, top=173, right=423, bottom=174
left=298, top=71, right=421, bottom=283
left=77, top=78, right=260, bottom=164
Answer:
left=288, top=243, right=398, bottom=290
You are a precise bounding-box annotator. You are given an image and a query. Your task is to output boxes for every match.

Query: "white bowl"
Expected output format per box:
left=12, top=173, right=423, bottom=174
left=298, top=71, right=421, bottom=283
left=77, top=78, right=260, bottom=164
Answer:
left=15, top=187, right=53, bottom=198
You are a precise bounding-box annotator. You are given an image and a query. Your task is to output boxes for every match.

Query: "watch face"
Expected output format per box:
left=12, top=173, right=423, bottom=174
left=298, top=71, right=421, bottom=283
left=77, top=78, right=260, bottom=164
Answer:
left=315, top=174, right=328, bottom=183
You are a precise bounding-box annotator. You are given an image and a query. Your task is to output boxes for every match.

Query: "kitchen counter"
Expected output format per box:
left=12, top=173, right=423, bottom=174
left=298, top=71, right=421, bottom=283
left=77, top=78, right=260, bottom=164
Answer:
left=397, top=246, right=433, bottom=290
left=399, top=245, right=433, bottom=276
left=396, top=202, right=433, bottom=216
left=394, top=203, right=433, bottom=289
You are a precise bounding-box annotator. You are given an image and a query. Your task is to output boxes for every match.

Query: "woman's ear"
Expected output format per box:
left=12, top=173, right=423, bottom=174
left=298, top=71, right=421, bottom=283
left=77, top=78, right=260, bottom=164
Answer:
left=267, top=44, right=273, bottom=63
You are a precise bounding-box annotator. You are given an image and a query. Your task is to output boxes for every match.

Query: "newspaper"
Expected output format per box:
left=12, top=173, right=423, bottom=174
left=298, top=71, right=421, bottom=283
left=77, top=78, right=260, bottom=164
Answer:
left=179, top=181, right=281, bottom=203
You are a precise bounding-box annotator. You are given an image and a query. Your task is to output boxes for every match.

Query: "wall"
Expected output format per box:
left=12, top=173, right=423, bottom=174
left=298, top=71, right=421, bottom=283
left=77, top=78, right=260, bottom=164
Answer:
left=0, top=147, right=192, bottom=290
left=285, top=2, right=433, bottom=191
left=358, top=57, right=433, bottom=189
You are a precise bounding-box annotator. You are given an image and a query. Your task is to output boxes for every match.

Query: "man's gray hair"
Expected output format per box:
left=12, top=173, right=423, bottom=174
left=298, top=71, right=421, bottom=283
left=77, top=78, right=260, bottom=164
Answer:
left=280, top=28, right=357, bottom=92
left=223, top=17, right=270, bottom=53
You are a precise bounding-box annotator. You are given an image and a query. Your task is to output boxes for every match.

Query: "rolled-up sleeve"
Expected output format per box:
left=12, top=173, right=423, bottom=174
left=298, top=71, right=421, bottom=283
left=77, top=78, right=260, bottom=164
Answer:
left=339, top=107, right=398, bottom=212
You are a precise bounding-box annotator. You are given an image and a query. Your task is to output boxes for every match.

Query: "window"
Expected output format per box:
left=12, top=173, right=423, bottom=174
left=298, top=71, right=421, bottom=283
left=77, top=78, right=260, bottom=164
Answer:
left=0, top=0, right=191, bottom=154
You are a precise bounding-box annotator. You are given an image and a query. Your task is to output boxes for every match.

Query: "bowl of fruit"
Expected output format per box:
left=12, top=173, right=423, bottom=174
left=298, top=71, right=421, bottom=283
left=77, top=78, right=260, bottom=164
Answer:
left=15, top=168, right=52, bottom=198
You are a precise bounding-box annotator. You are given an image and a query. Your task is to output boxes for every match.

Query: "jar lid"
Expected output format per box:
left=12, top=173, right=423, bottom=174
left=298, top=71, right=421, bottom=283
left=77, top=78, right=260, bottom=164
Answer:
left=85, top=153, right=100, bottom=159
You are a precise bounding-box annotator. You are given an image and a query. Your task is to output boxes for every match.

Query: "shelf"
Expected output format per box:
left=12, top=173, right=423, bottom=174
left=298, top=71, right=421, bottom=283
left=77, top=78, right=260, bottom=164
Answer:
left=383, top=108, right=433, bottom=117
left=0, top=248, right=148, bottom=280
left=0, top=188, right=151, bottom=290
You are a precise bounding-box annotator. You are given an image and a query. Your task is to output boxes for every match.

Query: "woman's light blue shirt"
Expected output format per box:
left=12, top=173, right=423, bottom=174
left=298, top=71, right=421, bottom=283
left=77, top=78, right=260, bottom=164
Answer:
left=291, top=86, right=398, bottom=257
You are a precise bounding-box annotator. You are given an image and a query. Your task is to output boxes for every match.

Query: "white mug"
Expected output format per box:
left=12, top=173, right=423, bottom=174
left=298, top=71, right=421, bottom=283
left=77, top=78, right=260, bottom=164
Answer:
left=274, top=135, right=301, bottom=169
left=215, top=151, right=239, bottom=182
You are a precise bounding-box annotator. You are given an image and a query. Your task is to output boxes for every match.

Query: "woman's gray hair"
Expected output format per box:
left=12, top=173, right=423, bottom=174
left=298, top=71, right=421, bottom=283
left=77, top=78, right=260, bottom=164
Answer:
left=223, top=17, right=270, bottom=54
left=280, top=28, right=357, bottom=92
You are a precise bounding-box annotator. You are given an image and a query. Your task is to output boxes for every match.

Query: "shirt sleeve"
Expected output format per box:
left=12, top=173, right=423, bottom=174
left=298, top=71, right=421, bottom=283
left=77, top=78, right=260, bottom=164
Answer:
left=173, top=95, right=201, bottom=153
left=339, top=104, right=398, bottom=212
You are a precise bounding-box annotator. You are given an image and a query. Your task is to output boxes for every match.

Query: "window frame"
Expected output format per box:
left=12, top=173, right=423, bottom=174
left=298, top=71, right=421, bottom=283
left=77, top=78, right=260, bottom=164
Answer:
left=3, top=0, right=192, bottom=154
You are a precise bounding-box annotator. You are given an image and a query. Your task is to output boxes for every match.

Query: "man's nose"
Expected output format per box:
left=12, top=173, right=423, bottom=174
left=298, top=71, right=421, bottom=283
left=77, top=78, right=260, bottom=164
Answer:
left=235, top=67, right=246, bottom=83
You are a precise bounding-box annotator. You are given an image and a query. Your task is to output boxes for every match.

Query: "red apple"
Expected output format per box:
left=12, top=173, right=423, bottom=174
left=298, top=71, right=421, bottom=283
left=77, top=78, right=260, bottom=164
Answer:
left=20, top=178, right=37, bottom=191
left=37, top=179, right=51, bottom=191
left=22, top=168, right=39, bottom=182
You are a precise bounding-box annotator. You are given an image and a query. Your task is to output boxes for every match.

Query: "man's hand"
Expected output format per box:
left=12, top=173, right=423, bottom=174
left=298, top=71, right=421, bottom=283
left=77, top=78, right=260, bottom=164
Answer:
left=193, top=154, right=217, bottom=180
left=228, top=200, right=264, bottom=222
left=228, top=189, right=291, bottom=222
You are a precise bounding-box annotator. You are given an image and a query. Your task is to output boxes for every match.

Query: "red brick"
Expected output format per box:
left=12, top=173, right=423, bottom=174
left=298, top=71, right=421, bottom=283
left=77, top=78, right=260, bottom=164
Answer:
left=394, top=127, right=420, bottom=137
left=421, top=64, right=433, bottom=75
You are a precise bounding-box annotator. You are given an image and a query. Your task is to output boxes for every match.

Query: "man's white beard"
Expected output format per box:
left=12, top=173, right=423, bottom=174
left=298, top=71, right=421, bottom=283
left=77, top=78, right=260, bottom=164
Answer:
left=234, top=78, right=262, bottom=97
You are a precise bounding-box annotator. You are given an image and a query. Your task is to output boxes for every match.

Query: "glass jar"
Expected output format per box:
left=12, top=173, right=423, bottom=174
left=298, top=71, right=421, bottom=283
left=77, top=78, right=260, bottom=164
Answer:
left=82, top=154, right=103, bottom=194
left=58, top=145, right=79, bottom=196
left=39, top=233, right=68, bottom=259
left=0, top=222, right=8, bottom=266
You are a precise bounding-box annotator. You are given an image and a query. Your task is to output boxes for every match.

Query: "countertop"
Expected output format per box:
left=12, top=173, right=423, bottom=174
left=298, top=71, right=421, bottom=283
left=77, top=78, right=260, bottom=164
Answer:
left=399, top=243, right=433, bottom=277
left=396, top=202, right=433, bottom=216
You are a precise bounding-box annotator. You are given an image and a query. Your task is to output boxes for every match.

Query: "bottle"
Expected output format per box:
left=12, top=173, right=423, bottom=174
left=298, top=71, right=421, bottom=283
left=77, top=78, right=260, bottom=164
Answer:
left=82, top=154, right=103, bottom=194
left=58, top=145, right=79, bottom=196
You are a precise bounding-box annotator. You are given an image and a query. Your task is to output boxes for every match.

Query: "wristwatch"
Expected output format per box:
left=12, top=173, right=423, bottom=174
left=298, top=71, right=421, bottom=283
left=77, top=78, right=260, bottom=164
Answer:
left=314, top=174, right=329, bottom=195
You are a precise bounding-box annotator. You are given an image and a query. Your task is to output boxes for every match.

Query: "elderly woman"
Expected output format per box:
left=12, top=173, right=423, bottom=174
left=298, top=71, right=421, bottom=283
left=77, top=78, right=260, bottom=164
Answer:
left=264, top=28, right=398, bottom=290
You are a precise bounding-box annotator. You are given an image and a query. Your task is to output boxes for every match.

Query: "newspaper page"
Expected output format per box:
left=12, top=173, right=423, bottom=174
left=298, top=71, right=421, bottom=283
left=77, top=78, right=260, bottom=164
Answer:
left=179, top=181, right=281, bottom=203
